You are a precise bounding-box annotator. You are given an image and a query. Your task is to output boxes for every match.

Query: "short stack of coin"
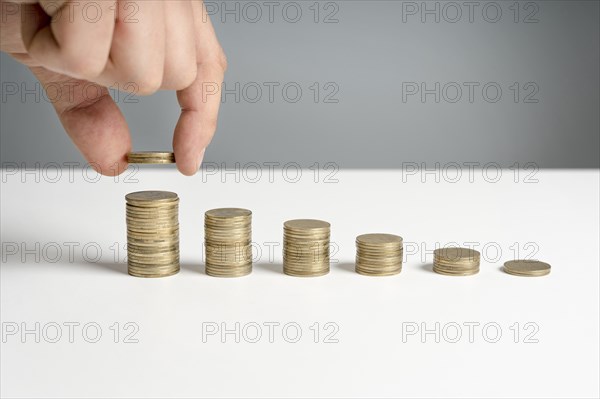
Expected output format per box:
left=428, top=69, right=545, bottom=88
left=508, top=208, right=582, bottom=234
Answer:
left=283, top=219, right=330, bottom=277
left=433, top=247, right=480, bottom=276
left=126, top=191, right=180, bottom=278
left=503, top=260, right=551, bottom=277
left=127, top=151, right=175, bottom=164
left=204, top=208, right=252, bottom=277
left=355, top=233, right=403, bottom=276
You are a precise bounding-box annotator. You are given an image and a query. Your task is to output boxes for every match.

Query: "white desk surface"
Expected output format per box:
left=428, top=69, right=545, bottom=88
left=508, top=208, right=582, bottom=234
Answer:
left=1, top=168, right=598, bottom=398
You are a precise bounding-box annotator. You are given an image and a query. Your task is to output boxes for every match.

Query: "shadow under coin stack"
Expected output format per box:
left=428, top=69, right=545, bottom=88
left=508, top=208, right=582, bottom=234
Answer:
left=204, top=208, right=253, bottom=277
left=433, top=247, right=480, bottom=276
left=355, top=233, right=404, bottom=276
left=283, top=219, right=330, bottom=277
left=125, top=191, right=180, bottom=277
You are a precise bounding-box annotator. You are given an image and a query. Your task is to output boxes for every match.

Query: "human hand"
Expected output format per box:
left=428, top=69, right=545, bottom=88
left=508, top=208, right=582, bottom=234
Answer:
left=0, top=0, right=227, bottom=176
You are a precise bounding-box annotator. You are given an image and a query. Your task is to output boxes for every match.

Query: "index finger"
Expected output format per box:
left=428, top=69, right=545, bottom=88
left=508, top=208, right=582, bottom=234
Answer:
left=172, top=0, right=227, bottom=176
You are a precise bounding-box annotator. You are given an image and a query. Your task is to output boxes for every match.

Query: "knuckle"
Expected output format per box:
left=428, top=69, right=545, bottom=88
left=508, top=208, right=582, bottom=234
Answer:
left=180, top=61, right=198, bottom=88
left=217, top=49, right=228, bottom=72
left=205, top=47, right=228, bottom=72
left=162, top=56, right=197, bottom=91
left=62, top=53, right=105, bottom=79
left=135, top=71, right=162, bottom=95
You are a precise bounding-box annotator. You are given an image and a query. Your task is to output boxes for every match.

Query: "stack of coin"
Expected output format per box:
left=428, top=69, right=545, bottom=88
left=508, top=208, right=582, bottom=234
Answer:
left=355, top=233, right=403, bottom=276
left=503, top=260, right=551, bottom=277
left=283, top=219, right=330, bottom=277
left=433, top=247, right=480, bottom=276
left=204, top=208, right=252, bottom=277
left=126, top=191, right=180, bottom=278
left=127, top=151, right=175, bottom=164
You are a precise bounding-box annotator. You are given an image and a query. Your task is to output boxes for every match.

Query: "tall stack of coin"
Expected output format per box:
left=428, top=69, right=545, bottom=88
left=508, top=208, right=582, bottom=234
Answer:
left=204, top=208, right=252, bottom=277
left=283, top=219, right=330, bottom=277
left=355, top=233, right=403, bottom=276
left=433, top=247, right=480, bottom=276
left=126, top=191, right=180, bottom=278
left=503, top=260, right=551, bottom=277
left=127, top=151, right=175, bottom=164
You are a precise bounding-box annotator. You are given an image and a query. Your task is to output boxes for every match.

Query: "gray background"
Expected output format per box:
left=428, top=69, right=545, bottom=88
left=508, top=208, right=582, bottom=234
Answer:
left=1, top=0, right=599, bottom=167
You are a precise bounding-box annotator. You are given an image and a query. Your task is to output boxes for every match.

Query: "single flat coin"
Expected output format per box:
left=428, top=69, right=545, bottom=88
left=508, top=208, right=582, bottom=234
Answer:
left=356, top=233, right=403, bottom=247
left=205, top=208, right=252, bottom=219
left=284, top=219, right=330, bottom=231
left=503, top=260, right=551, bottom=277
left=126, top=191, right=178, bottom=204
left=127, top=151, right=175, bottom=164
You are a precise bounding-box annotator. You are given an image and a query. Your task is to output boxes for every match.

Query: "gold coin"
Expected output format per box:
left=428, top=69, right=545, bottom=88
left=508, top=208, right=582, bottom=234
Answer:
left=432, top=268, right=479, bottom=276
left=434, top=247, right=480, bottom=261
left=125, top=190, right=180, bottom=278
left=356, top=233, right=403, bottom=246
left=283, top=219, right=330, bottom=277
left=283, top=268, right=329, bottom=277
left=126, top=201, right=178, bottom=208
left=126, top=191, right=178, bottom=205
left=503, top=260, right=551, bottom=277
left=127, top=151, right=175, bottom=164
left=128, top=264, right=179, bottom=278
left=356, top=266, right=402, bottom=276
left=284, top=219, right=330, bottom=231
left=204, top=208, right=253, bottom=277
left=433, top=247, right=480, bottom=276
left=205, top=265, right=252, bottom=278
left=357, top=249, right=403, bottom=257
left=354, top=233, right=403, bottom=276
left=126, top=206, right=178, bottom=214
left=205, top=208, right=252, bottom=219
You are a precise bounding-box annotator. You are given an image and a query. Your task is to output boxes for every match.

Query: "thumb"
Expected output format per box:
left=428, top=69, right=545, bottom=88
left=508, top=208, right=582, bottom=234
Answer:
left=29, top=66, right=131, bottom=176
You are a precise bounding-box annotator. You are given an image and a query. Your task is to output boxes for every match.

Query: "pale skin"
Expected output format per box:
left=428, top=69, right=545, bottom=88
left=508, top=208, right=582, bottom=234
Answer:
left=0, top=0, right=227, bottom=176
